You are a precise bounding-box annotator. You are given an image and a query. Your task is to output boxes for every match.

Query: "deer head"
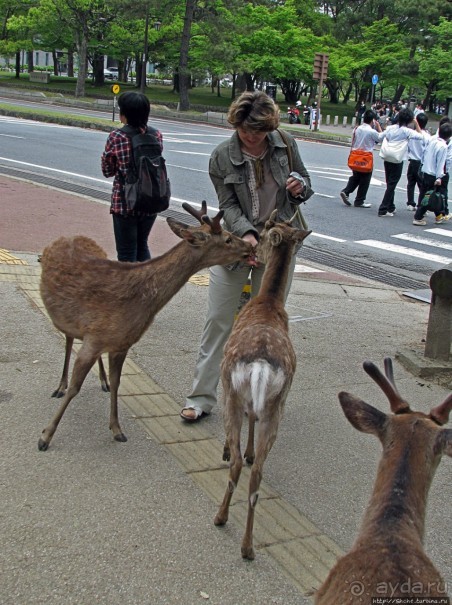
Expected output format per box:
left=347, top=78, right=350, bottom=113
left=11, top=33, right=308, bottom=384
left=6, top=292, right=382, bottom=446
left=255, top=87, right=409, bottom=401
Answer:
left=338, top=358, right=452, bottom=457
left=255, top=209, right=312, bottom=264
left=166, top=201, right=253, bottom=263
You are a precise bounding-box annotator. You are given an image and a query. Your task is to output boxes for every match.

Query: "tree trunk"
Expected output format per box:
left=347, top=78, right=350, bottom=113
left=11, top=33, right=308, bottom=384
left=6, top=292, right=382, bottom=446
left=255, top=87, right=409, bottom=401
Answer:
left=93, top=54, right=105, bottom=86
left=342, top=81, right=353, bottom=104
left=27, top=51, right=33, bottom=73
left=393, top=84, right=405, bottom=105
left=53, top=50, right=58, bottom=76
left=75, top=34, right=88, bottom=98
left=15, top=51, right=21, bottom=78
left=68, top=50, right=74, bottom=77
left=326, top=79, right=339, bottom=103
left=178, top=0, right=196, bottom=111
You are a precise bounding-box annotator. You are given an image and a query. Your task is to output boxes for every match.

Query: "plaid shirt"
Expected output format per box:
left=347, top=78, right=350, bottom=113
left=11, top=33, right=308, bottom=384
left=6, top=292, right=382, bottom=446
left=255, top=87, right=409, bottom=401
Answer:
left=101, top=126, right=163, bottom=215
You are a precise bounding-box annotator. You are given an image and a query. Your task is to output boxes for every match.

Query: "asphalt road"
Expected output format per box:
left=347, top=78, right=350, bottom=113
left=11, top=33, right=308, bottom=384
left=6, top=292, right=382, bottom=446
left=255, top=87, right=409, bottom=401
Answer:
left=0, top=109, right=451, bottom=288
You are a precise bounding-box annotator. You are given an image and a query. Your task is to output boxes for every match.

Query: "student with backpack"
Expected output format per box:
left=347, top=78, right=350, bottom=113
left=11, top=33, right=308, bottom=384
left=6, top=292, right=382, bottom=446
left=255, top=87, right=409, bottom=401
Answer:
left=101, top=92, right=168, bottom=262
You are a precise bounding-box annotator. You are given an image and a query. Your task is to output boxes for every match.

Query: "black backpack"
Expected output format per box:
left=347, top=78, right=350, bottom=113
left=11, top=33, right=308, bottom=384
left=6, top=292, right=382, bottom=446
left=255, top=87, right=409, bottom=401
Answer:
left=121, top=124, right=170, bottom=214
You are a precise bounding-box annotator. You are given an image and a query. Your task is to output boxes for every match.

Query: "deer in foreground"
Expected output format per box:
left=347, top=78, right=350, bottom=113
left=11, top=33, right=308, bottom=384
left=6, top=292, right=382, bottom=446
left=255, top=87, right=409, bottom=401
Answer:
left=315, top=358, right=452, bottom=604
left=38, top=201, right=253, bottom=451
left=214, top=210, right=311, bottom=560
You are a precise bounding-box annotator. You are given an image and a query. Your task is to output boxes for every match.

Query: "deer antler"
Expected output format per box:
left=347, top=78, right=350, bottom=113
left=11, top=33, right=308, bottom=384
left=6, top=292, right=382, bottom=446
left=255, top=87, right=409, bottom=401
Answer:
left=202, top=210, right=224, bottom=234
left=429, top=393, right=452, bottom=426
left=363, top=358, right=411, bottom=414
left=182, top=200, right=208, bottom=224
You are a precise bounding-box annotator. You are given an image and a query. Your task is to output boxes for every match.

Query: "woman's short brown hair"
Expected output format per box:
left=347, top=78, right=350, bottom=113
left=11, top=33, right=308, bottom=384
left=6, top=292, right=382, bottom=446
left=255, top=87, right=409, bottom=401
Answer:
left=227, top=91, right=280, bottom=132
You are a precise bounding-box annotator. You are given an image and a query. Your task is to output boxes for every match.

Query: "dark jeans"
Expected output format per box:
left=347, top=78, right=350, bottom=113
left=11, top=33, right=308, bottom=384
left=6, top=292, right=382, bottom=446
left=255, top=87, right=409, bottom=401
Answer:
left=112, top=213, right=157, bottom=262
left=343, top=170, right=373, bottom=205
left=414, top=173, right=444, bottom=220
left=441, top=173, right=449, bottom=214
left=378, top=161, right=404, bottom=215
left=406, top=159, right=422, bottom=206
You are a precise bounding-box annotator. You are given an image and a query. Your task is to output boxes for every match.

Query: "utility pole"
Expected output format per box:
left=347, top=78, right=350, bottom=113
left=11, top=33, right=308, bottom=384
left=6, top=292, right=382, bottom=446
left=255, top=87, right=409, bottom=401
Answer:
left=312, top=53, right=329, bottom=132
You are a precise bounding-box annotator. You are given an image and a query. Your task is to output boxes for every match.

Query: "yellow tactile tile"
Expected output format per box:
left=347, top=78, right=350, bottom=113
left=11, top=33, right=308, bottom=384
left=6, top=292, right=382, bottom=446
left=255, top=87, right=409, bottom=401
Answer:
left=0, top=248, right=28, bottom=265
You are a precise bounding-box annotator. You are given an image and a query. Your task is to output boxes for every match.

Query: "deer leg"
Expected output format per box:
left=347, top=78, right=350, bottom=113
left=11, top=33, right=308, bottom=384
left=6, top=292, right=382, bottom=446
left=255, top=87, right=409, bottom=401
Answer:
left=241, top=413, right=280, bottom=560
left=52, top=336, right=74, bottom=398
left=214, top=403, right=243, bottom=527
left=98, top=356, right=110, bottom=393
left=39, top=343, right=99, bottom=451
left=107, top=350, right=128, bottom=442
left=243, top=411, right=256, bottom=465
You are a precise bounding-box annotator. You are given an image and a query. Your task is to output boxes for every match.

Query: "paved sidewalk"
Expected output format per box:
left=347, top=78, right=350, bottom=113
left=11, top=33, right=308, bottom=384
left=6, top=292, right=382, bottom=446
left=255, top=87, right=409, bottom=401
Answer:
left=1, top=175, right=451, bottom=605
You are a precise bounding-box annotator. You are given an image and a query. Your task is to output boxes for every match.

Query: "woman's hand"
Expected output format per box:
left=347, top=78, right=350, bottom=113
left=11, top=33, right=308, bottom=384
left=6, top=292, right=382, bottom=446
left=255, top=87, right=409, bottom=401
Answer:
left=286, top=174, right=305, bottom=198
left=242, top=233, right=259, bottom=266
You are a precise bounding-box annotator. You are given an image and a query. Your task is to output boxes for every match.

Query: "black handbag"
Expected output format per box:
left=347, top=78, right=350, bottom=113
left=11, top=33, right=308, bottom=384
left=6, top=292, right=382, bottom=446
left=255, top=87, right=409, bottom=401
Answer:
left=421, top=187, right=445, bottom=215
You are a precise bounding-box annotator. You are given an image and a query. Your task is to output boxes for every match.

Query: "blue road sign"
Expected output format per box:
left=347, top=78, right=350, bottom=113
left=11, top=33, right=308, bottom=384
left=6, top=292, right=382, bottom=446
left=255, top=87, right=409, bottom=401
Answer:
left=372, top=74, right=379, bottom=85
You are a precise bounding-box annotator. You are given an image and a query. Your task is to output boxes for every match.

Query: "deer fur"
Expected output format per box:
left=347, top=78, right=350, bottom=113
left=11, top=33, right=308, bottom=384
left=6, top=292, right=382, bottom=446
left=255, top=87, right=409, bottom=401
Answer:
left=315, top=358, right=452, bottom=604
left=38, top=202, right=253, bottom=451
left=214, top=210, right=311, bottom=560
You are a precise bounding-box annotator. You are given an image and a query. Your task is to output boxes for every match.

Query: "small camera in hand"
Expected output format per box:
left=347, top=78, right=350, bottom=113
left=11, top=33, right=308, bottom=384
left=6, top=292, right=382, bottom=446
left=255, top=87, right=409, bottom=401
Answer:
left=289, top=171, right=307, bottom=189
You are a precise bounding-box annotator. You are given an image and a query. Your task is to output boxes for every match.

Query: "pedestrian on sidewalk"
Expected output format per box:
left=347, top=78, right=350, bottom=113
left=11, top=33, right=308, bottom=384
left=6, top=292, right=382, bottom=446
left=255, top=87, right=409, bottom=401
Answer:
left=406, top=112, right=430, bottom=211
left=413, top=122, right=452, bottom=226
left=180, top=90, right=313, bottom=422
left=101, top=91, right=161, bottom=262
left=377, top=109, right=424, bottom=217
left=340, top=110, right=383, bottom=209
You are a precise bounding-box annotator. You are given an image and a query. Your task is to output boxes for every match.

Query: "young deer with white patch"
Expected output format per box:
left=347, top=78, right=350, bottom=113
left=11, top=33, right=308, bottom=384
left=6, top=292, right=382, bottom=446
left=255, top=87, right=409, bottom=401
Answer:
left=315, top=358, right=452, bottom=604
left=214, top=210, right=311, bottom=560
left=38, top=202, right=253, bottom=451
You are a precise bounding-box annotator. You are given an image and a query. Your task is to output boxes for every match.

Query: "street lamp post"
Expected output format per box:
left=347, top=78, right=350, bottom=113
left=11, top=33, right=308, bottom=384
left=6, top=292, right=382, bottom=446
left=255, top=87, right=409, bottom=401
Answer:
left=140, top=15, right=161, bottom=94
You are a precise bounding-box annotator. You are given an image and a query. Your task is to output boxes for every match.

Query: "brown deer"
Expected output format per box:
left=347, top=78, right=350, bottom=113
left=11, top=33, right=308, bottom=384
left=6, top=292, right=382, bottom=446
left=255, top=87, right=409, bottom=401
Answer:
left=315, top=358, right=452, bottom=604
left=214, top=210, right=311, bottom=560
left=38, top=202, right=253, bottom=451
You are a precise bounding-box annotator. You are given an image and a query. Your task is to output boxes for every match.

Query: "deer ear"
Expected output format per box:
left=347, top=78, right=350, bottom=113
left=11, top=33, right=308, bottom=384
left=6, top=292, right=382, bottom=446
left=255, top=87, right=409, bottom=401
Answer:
left=167, top=217, right=190, bottom=238
left=434, top=429, right=452, bottom=458
left=339, top=392, right=387, bottom=436
left=269, top=229, right=282, bottom=246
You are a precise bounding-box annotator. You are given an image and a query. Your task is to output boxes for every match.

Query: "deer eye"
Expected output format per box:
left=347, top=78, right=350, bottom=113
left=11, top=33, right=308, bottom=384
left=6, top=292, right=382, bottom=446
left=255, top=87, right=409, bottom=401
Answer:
left=225, top=236, right=232, bottom=244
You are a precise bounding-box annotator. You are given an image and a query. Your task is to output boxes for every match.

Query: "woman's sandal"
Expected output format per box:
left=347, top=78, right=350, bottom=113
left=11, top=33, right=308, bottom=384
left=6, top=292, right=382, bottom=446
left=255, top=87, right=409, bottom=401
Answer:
left=180, top=407, right=208, bottom=423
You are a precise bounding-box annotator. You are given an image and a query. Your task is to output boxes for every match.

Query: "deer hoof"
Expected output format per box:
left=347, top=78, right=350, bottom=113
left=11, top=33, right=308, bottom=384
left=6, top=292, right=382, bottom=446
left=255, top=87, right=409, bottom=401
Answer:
left=38, top=438, right=49, bottom=451
left=245, top=455, right=254, bottom=465
left=241, top=546, right=255, bottom=560
left=101, top=384, right=110, bottom=393
left=222, top=450, right=230, bottom=462
left=51, top=389, right=65, bottom=398
left=214, top=514, right=227, bottom=526
left=114, top=432, right=128, bottom=443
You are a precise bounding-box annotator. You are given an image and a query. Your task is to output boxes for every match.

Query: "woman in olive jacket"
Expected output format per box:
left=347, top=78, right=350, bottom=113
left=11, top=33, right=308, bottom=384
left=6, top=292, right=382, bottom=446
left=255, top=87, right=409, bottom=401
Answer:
left=180, top=90, right=314, bottom=422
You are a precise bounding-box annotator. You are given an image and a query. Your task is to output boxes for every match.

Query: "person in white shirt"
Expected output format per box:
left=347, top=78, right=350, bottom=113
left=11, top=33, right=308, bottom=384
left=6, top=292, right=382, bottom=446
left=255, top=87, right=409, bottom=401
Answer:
left=340, top=110, right=383, bottom=208
left=377, top=109, right=424, bottom=217
left=406, top=112, right=430, bottom=210
left=413, top=122, right=452, bottom=225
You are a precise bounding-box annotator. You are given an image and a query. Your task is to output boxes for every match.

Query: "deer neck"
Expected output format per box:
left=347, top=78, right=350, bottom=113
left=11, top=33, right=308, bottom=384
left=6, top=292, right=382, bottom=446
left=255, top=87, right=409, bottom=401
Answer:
left=136, top=241, right=209, bottom=314
left=259, top=242, right=293, bottom=303
left=355, top=437, right=436, bottom=548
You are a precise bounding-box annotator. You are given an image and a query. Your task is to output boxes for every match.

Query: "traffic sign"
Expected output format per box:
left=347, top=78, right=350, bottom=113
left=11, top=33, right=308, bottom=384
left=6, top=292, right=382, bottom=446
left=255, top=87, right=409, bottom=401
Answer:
left=111, top=84, right=121, bottom=95
left=372, top=74, right=379, bottom=85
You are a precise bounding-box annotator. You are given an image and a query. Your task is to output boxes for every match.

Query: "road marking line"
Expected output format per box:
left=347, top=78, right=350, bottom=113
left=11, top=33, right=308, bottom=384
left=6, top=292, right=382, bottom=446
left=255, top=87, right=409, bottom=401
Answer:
left=426, top=228, right=452, bottom=238
left=356, top=239, right=451, bottom=264
left=392, top=233, right=452, bottom=251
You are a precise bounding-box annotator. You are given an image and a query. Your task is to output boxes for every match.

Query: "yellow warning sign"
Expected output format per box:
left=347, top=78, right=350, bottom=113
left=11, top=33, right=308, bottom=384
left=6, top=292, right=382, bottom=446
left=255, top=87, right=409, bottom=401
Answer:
left=111, top=84, right=120, bottom=95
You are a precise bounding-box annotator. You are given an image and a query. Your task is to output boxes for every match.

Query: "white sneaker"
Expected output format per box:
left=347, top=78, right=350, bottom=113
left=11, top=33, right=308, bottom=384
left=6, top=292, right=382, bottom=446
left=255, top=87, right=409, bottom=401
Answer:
left=413, top=219, right=427, bottom=226
left=379, top=212, right=394, bottom=217
left=435, top=216, right=445, bottom=224
left=406, top=205, right=416, bottom=211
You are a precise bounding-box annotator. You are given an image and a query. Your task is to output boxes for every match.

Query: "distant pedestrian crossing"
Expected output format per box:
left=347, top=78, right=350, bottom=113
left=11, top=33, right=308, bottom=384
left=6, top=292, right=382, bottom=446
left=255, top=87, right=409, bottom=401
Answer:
left=356, top=227, right=452, bottom=265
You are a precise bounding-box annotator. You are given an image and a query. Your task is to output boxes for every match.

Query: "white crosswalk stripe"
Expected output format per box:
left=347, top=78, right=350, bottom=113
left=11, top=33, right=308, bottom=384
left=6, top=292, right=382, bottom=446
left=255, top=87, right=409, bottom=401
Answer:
left=355, top=239, right=451, bottom=264
left=392, top=233, right=452, bottom=251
